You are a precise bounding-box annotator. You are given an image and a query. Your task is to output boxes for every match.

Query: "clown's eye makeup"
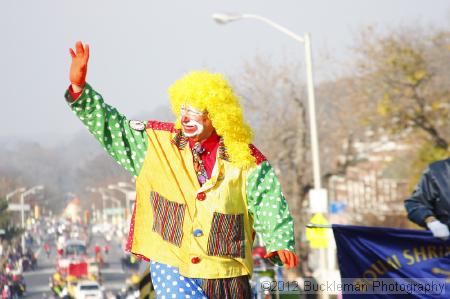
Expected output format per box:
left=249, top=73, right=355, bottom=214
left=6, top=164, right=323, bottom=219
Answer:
left=180, top=105, right=204, bottom=118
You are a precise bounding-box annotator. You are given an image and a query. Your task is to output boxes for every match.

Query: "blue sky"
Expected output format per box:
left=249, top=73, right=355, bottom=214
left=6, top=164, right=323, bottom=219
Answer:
left=1, top=0, right=449, bottom=142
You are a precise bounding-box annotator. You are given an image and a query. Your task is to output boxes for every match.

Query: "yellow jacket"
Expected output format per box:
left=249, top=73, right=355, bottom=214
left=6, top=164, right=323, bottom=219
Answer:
left=130, top=122, right=253, bottom=278
left=65, top=83, right=295, bottom=279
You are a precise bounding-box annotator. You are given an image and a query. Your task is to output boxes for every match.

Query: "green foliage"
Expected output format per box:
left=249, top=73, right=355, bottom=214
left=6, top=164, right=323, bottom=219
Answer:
left=354, top=28, right=450, bottom=150
left=408, top=142, right=449, bottom=191
left=0, top=197, right=23, bottom=241
left=0, top=198, right=9, bottom=227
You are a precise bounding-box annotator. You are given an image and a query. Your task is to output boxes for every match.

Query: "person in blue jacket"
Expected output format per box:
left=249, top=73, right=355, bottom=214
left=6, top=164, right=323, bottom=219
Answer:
left=404, top=158, right=450, bottom=240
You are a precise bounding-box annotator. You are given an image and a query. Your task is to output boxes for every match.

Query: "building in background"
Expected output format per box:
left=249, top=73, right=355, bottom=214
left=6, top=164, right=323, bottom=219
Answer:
left=328, top=137, right=411, bottom=226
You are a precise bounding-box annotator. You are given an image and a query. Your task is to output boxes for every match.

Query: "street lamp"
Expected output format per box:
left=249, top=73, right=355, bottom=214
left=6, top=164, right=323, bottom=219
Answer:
left=105, top=195, right=121, bottom=209
left=108, top=183, right=136, bottom=220
left=212, top=13, right=330, bottom=294
left=6, top=187, right=26, bottom=201
left=212, top=13, right=327, bottom=211
left=88, top=187, right=123, bottom=223
left=103, top=193, right=122, bottom=227
left=87, top=187, right=108, bottom=221
left=20, top=185, right=44, bottom=252
left=117, top=181, right=134, bottom=189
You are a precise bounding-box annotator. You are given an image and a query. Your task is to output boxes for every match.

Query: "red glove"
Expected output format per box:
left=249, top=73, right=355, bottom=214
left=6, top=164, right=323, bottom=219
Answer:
left=69, top=41, right=90, bottom=87
left=264, top=250, right=299, bottom=268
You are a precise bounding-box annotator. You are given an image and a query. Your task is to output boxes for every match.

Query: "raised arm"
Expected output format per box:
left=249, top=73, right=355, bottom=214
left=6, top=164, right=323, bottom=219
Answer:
left=69, top=41, right=90, bottom=92
left=65, top=41, right=148, bottom=177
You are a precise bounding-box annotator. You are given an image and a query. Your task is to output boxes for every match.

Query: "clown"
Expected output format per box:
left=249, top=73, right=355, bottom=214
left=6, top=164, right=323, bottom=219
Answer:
left=66, top=41, right=298, bottom=298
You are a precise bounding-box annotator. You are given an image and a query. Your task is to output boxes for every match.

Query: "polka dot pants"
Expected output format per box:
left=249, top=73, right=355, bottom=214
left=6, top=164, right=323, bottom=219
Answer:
left=150, top=260, right=208, bottom=299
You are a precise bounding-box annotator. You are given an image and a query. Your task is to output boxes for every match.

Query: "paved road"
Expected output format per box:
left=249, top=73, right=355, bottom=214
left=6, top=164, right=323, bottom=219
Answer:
left=23, top=234, right=148, bottom=299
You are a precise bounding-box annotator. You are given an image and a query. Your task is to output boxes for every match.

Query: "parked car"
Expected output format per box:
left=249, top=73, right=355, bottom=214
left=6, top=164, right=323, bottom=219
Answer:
left=75, top=280, right=104, bottom=299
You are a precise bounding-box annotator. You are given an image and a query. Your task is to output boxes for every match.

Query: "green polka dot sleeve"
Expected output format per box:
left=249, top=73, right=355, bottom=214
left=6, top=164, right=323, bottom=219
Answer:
left=65, top=83, right=148, bottom=177
left=246, top=161, right=296, bottom=262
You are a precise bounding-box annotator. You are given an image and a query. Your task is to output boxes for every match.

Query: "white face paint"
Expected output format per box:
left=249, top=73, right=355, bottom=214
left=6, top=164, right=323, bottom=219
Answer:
left=180, top=105, right=212, bottom=139
left=180, top=105, right=204, bottom=118
left=182, top=119, right=204, bottom=137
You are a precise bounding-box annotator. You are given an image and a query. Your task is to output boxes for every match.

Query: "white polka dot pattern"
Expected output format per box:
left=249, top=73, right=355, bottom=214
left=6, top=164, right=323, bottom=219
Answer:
left=67, top=83, right=148, bottom=176
left=246, top=161, right=295, bottom=264
left=150, top=261, right=207, bottom=299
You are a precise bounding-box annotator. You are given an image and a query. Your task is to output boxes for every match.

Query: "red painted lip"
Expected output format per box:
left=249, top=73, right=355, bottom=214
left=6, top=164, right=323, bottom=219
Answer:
left=182, top=125, right=196, bottom=133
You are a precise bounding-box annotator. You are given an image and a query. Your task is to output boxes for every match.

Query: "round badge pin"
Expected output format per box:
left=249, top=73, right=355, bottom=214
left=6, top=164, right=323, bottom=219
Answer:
left=129, top=120, right=145, bottom=131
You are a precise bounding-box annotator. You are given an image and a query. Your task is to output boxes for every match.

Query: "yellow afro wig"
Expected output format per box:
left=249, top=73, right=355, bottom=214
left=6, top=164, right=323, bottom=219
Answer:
left=168, top=70, right=255, bottom=168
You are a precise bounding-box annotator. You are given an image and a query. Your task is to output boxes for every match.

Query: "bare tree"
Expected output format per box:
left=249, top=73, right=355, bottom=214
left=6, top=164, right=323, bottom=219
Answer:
left=231, top=57, right=308, bottom=273
left=350, top=26, right=450, bottom=149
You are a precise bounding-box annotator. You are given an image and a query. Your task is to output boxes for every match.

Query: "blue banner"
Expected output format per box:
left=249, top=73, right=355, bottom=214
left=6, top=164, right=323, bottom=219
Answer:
left=332, top=224, right=450, bottom=298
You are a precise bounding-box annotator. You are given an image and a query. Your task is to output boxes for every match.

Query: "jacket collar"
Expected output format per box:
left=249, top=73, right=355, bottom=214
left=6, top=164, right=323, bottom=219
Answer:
left=171, top=130, right=229, bottom=162
left=171, top=130, right=188, bottom=150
